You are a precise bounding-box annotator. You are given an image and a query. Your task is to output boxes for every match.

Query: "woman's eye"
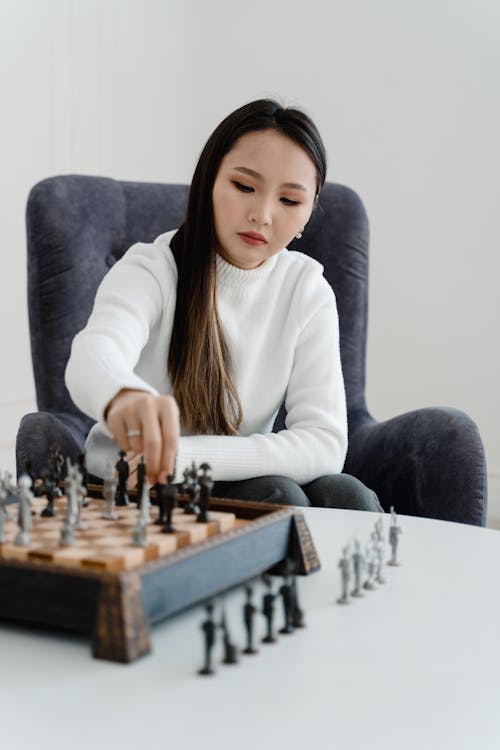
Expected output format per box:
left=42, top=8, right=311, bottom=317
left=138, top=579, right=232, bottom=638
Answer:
left=281, top=197, right=300, bottom=206
left=233, top=181, right=253, bottom=193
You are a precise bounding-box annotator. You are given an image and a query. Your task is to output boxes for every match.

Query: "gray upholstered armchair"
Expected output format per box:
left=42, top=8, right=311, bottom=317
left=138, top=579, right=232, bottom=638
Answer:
left=16, top=175, right=488, bottom=525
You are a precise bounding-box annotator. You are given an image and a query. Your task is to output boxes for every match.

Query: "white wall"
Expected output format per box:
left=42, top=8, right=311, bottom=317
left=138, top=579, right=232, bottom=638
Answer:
left=1, top=0, right=499, bottom=520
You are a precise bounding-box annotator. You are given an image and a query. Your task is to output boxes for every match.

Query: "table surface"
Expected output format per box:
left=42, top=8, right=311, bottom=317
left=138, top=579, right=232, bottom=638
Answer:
left=2, top=507, right=500, bottom=750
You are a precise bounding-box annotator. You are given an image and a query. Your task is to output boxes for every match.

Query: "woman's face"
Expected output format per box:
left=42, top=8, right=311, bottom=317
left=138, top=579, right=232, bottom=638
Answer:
left=212, top=129, right=318, bottom=269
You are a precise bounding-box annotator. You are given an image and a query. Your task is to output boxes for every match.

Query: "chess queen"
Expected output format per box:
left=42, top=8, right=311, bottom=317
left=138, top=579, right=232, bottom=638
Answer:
left=65, top=99, right=382, bottom=512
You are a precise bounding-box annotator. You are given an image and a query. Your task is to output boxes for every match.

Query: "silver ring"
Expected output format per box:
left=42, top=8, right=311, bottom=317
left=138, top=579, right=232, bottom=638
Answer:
left=126, top=429, right=142, bottom=438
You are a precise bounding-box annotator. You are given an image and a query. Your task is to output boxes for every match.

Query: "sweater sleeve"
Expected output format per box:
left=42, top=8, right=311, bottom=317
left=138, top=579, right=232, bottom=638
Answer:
left=175, top=283, right=348, bottom=485
left=65, top=242, right=170, bottom=430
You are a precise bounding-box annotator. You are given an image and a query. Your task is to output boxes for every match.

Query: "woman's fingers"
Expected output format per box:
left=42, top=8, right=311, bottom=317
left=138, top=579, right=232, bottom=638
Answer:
left=105, top=390, right=180, bottom=485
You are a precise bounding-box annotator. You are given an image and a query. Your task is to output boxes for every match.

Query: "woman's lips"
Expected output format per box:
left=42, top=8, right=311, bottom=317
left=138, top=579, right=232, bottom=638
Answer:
left=238, top=233, right=267, bottom=246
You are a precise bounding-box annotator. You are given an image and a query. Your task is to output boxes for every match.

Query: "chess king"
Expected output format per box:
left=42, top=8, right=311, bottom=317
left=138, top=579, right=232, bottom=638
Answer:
left=65, top=99, right=383, bottom=514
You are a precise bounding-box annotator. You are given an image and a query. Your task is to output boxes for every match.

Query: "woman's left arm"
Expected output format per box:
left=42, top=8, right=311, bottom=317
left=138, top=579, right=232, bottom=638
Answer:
left=174, top=288, right=348, bottom=485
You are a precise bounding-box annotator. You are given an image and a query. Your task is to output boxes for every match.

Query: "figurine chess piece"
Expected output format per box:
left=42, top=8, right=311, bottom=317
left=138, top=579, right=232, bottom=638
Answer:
left=387, top=506, right=402, bottom=566
left=14, top=475, right=34, bottom=546
left=197, top=464, right=213, bottom=523
left=199, top=602, right=217, bottom=675
left=0, top=471, right=14, bottom=520
left=278, top=575, right=295, bottom=634
left=60, top=461, right=79, bottom=545
left=374, top=528, right=386, bottom=585
left=132, top=480, right=151, bottom=546
left=261, top=574, right=277, bottom=643
left=363, top=540, right=376, bottom=591
left=337, top=545, right=352, bottom=604
left=66, top=459, right=86, bottom=530
left=219, top=604, right=238, bottom=665
left=48, top=443, right=64, bottom=497
left=102, top=461, right=118, bottom=520
left=40, top=470, right=58, bottom=517
left=291, top=575, right=305, bottom=628
left=136, top=456, right=146, bottom=507
left=77, top=453, right=89, bottom=506
left=184, top=462, right=200, bottom=515
left=161, top=476, right=178, bottom=534
left=351, top=538, right=365, bottom=598
left=243, top=584, right=258, bottom=654
left=115, top=450, right=130, bottom=506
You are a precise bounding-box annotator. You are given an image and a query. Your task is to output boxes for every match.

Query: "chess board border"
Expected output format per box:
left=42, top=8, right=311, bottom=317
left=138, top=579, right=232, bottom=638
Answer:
left=0, top=494, right=320, bottom=663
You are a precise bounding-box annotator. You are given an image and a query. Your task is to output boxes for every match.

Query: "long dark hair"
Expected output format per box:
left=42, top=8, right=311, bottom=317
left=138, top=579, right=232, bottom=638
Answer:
left=168, top=98, right=327, bottom=435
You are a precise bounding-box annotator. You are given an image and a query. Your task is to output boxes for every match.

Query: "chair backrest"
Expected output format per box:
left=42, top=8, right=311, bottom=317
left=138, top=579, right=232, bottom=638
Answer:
left=26, top=175, right=371, bottom=440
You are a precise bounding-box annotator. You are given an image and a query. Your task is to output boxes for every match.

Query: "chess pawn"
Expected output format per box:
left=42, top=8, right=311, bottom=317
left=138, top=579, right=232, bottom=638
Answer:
left=387, top=506, right=402, bottom=566
left=115, top=450, right=130, bottom=506
left=219, top=606, right=238, bottom=665
left=291, top=575, right=305, bottom=628
left=15, top=475, right=34, bottom=546
left=374, top=530, right=386, bottom=585
left=197, top=466, right=213, bottom=524
left=351, top=538, right=365, bottom=598
left=278, top=576, right=295, bottom=634
left=199, top=602, right=217, bottom=675
left=337, top=545, right=352, bottom=604
left=102, top=461, right=118, bottom=520
left=132, top=481, right=151, bottom=547
left=363, top=541, right=376, bottom=591
left=161, top=477, right=178, bottom=534
left=243, top=584, right=258, bottom=655
left=261, top=574, right=277, bottom=644
left=65, top=459, right=86, bottom=530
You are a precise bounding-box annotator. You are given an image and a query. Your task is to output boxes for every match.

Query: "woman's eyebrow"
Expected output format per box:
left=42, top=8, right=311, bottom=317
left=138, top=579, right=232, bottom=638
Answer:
left=232, top=166, right=309, bottom=192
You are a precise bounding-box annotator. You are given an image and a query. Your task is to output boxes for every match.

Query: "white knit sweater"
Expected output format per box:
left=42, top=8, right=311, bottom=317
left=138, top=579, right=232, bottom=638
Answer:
left=65, top=229, right=348, bottom=484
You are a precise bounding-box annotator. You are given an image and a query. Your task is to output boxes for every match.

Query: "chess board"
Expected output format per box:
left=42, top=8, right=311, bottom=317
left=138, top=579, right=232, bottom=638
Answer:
left=0, top=488, right=320, bottom=663
left=0, top=494, right=242, bottom=573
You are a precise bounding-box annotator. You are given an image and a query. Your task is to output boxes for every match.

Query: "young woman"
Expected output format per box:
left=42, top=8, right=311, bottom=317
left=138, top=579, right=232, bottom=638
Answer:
left=65, top=98, right=382, bottom=512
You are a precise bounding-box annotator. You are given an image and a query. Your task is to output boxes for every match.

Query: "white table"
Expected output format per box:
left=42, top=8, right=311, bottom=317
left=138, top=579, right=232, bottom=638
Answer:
left=2, top=508, right=500, bottom=750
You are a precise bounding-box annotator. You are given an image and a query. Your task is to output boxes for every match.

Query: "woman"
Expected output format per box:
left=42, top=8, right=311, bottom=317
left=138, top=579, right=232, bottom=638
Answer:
left=65, top=98, right=382, bottom=512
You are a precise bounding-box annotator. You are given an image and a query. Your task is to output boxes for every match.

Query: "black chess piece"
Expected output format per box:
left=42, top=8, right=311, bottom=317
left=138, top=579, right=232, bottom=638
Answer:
left=184, top=462, right=200, bottom=514
left=197, top=465, right=213, bottom=523
left=40, top=472, right=58, bottom=517
left=261, top=574, right=277, bottom=643
left=291, top=576, right=305, bottom=628
left=279, top=576, right=295, bottom=634
left=220, top=607, right=239, bottom=665
left=243, top=584, right=258, bottom=655
left=114, top=450, right=130, bottom=506
left=136, top=457, right=146, bottom=507
left=160, top=477, right=178, bottom=533
left=199, top=602, right=217, bottom=676
left=48, top=443, right=64, bottom=497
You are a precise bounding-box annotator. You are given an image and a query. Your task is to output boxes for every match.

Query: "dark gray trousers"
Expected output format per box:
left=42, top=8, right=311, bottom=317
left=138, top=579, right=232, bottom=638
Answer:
left=212, top=473, right=383, bottom=512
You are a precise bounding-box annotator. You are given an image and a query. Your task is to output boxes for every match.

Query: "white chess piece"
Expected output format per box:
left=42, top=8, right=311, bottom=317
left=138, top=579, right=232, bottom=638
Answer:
left=14, top=474, right=33, bottom=546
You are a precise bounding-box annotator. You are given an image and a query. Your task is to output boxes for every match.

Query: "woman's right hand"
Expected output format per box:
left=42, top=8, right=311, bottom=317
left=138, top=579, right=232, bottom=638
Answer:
left=104, top=389, right=180, bottom=485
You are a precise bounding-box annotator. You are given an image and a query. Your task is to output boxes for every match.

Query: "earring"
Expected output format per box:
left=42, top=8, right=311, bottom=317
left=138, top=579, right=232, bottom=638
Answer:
left=295, top=228, right=304, bottom=239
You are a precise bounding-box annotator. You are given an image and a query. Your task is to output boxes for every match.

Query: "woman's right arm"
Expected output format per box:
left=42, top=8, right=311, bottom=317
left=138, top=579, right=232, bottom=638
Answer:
left=65, top=240, right=179, bottom=483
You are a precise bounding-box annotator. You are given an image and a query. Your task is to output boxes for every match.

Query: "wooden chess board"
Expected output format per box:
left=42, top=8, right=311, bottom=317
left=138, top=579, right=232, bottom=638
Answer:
left=0, top=488, right=320, bottom=664
left=1, top=494, right=242, bottom=572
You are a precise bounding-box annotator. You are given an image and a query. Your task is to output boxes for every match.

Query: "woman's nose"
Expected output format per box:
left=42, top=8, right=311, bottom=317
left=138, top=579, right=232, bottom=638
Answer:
left=248, top=196, right=272, bottom=226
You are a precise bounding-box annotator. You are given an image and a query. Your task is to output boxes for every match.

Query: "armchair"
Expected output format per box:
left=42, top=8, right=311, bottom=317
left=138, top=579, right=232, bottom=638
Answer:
left=16, top=175, right=487, bottom=524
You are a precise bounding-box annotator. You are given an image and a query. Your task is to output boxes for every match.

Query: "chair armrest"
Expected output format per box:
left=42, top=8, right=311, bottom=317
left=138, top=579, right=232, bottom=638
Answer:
left=15, top=411, right=89, bottom=480
left=344, top=407, right=487, bottom=525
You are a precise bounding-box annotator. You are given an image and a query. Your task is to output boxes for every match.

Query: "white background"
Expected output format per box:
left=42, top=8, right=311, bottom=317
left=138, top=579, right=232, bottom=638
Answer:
left=0, top=0, right=498, bottom=520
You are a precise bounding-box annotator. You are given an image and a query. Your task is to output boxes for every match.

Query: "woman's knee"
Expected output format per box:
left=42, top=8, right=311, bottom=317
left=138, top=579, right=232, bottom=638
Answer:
left=212, top=475, right=310, bottom=507
left=304, top=473, right=383, bottom=512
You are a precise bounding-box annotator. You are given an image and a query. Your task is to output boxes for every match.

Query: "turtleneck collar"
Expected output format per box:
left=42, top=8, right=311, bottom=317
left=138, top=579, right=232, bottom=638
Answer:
left=215, top=249, right=286, bottom=295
